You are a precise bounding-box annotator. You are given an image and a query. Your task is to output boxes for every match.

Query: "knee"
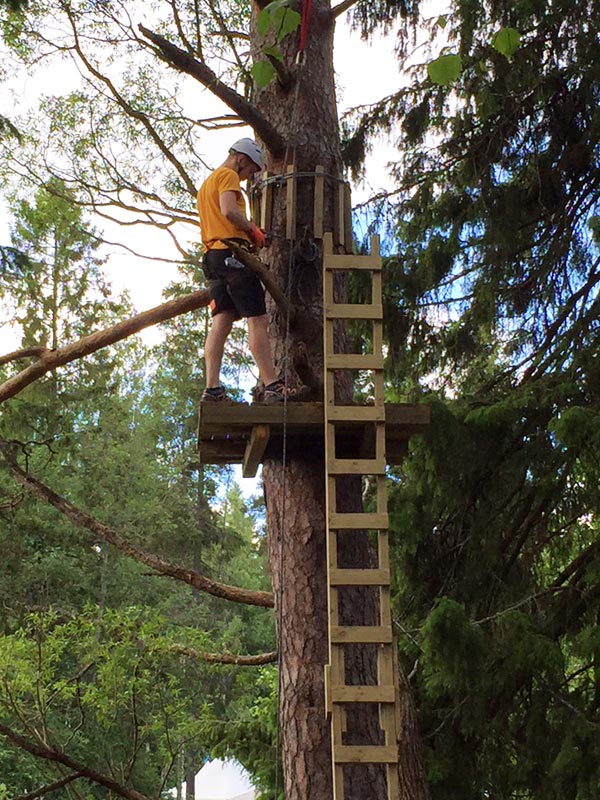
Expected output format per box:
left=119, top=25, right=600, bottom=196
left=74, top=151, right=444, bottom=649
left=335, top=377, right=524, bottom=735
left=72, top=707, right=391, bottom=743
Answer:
left=248, top=314, right=269, bottom=335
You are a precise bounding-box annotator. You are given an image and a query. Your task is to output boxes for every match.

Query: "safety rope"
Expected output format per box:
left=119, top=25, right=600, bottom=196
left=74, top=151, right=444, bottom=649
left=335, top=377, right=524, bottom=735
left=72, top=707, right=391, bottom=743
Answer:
left=299, top=0, right=313, bottom=57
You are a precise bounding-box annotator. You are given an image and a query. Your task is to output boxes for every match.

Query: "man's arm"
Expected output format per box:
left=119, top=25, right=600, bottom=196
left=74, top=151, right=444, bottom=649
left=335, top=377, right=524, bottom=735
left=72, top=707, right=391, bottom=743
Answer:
left=220, top=191, right=266, bottom=247
left=220, top=190, right=253, bottom=233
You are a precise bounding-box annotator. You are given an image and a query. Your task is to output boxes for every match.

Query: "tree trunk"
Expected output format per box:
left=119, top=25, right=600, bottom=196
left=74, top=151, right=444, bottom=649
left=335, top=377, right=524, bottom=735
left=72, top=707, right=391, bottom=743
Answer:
left=254, top=4, right=431, bottom=799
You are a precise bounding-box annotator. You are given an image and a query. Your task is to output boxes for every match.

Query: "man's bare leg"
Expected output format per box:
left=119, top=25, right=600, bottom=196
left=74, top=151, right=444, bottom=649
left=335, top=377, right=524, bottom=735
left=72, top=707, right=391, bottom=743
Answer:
left=247, top=314, right=278, bottom=386
left=204, top=310, right=236, bottom=387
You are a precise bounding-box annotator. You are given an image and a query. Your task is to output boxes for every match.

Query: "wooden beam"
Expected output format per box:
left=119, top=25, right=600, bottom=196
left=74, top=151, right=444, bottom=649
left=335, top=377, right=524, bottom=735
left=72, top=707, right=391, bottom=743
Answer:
left=242, top=424, right=270, bottom=477
left=324, top=303, right=383, bottom=320
left=331, top=685, right=396, bottom=703
left=329, top=511, right=389, bottom=529
left=330, top=625, right=393, bottom=644
left=334, top=745, right=398, bottom=764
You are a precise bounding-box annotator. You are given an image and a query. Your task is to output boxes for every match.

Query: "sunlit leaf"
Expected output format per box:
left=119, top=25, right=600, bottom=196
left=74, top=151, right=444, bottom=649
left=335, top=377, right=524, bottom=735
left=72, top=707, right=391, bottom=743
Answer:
left=257, top=8, right=271, bottom=36
left=492, top=27, right=521, bottom=60
left=251, top=59, right=276, bottom=88
left=428, top=53, right=463, bottom=86
left=272, top=7, right=301, bottom=39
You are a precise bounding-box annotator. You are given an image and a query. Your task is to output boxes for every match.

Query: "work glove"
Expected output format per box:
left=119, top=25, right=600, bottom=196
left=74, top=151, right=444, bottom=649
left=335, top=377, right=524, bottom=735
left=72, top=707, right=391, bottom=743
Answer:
left=248, top=222, right=267, bottom=249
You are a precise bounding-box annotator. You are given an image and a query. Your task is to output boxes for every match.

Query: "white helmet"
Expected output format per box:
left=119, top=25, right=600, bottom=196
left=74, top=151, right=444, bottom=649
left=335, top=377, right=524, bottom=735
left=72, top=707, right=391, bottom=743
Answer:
left=230, top=138, right=265, bottom=171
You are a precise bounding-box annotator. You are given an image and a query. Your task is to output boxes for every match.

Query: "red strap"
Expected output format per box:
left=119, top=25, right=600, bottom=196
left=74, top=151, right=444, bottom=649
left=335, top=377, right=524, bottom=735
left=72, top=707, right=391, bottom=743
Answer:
left=299, top=0, right=313, bottom=54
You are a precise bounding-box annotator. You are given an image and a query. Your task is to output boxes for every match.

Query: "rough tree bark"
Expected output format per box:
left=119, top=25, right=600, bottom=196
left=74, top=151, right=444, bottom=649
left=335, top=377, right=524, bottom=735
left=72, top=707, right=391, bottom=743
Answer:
left=247, top=4, right=431, bottom=799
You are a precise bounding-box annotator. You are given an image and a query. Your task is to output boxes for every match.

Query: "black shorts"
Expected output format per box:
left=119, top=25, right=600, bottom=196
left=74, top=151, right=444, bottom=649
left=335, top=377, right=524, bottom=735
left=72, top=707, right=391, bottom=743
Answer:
left=203, top=248, right=266, bottom=319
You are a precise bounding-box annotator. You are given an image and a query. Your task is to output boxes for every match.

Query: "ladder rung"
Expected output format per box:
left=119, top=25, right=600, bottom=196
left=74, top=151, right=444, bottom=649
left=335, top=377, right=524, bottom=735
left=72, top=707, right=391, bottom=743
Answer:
left=326, top=354, right=384, bottom=370
left=331, top=685, right=396, bottom=703
left=325, top=303, right=382, bottom=320
left=329, top=568, right=390, bottom=586
left=333, top=745, right=397, bottom=764
left=326, top=405, right=385, bottom=422
left=324, top=254, right=382, bottom=271
left=329, top=512, right=388, bottom=529
left=328, top=459, right=386, bottom=475
left=330, top=625, right=393, bottom=644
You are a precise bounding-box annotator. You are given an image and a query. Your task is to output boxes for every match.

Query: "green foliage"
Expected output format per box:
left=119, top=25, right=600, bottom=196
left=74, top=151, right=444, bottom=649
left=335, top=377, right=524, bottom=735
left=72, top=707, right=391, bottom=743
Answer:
left=252, top=0, right=300, bottom=88
left=491, top=27, right=522, bottom=60
left=421, top=598, right=485, bottom=694
left=256, top=0, right=301, bottom=39
left=427, top=53, right=462, bottom=87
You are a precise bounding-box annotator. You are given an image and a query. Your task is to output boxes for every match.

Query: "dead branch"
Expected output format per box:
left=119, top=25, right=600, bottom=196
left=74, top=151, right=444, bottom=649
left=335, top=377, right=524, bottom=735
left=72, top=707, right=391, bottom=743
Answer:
left=331, top=0, right=360, bottom=19
left=138, top=25, right=285, bottom=156
left=1, top=452, right=274, bottom=609
left=0, top=347, right=48, bottom=367
left=170, top=643, right=277, bottom=665
left=220, top=238, right=295, bottom=322
left=0, top=721, right=149, bottom=800
left=14, top=772, right=83, bottom=800
left=0, top=289, right=210, bottom=405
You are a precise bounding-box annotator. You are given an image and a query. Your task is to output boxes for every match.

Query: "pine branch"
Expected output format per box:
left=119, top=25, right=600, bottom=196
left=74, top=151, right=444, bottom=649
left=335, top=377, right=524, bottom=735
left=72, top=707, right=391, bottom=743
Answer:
left=0, top=722, right=149, bottom=800
left=138, top=25, right=286, bottom=156
left=0, top=289, right=210, bottom=405
left=0, top=451, right=274, bottom=609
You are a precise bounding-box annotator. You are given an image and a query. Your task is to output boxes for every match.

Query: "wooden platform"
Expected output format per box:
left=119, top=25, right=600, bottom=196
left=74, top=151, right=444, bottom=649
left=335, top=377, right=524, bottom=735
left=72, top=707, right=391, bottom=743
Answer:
left=197, top=401, right=430, bottom=477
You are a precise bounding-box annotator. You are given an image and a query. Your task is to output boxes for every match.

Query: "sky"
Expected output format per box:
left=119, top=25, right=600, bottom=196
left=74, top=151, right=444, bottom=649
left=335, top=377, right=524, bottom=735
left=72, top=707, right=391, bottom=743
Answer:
left=0, top=3, right=448, bottom=325
left=93, top=17, right=411, bottom=316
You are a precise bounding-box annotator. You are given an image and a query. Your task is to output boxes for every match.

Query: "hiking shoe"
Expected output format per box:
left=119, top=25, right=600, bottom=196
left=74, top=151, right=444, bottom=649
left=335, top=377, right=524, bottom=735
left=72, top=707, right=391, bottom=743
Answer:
left=200, top=386, right=238, bottom=404
left=263, top=379, right=308, bottom=404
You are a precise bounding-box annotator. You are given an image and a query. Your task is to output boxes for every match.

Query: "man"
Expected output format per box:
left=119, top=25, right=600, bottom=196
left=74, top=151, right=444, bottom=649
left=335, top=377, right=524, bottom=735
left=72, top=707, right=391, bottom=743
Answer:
left=197, top=138, right=293, bottom=404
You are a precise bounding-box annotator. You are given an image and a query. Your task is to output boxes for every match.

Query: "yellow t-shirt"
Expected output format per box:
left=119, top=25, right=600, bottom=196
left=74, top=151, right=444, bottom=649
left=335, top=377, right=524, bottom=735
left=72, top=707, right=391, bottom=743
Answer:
left=197, top=165, right=251, bottom=251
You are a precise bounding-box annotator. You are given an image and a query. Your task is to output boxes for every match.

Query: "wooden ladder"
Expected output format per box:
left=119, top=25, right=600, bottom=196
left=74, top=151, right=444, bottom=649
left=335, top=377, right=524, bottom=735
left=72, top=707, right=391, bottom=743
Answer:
left=322, top=232, right=400, bottom=799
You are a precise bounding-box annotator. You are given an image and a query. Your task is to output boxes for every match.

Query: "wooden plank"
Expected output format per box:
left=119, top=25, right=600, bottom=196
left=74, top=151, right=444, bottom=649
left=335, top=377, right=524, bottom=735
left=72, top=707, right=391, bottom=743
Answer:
left=377, top=529, right=391, bottom=573
left=286, top=163, right=296, bottom=240
left=242, top=424, right=270, bottom=477
left=314, top=165, right=324, bottom=239
left=324, top=253, right=382, bottom=270
left=198, top=440, right=246, bottom=463
left=334, top=745, right=397, bottom=764
left=335, top=178, right=345, bottom=249
left=259, top=170, right=273, bottom=232
left=327, top=458, right=386, bottom=475
left=324, top=663, right=332, bottom=715
left=327, top=405, right=385, bottom=422
left=330, top=625, right=393, bottom=644
left=386, top=764, right=400, bottom=800
left=332, top=685, right=396, bottom=703
left=344, top=181, right=353, bottom=253
left=385, top=403, right=431, bottom=428
left=199, top=401, right=429, bottom=432
left=329, top=567, right=390, bottom=586
left=329, top=511, right=389, bottom=529
left=326, top=353, right=384, bottom=370
left=325, top=302, right=383, bottom=320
